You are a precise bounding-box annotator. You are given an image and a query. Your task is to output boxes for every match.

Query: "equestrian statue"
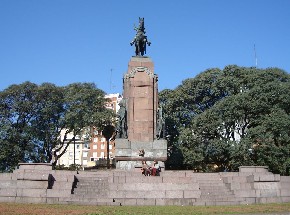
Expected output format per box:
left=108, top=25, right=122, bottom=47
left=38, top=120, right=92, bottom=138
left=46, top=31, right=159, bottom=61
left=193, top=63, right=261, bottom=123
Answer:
left=130, top=17, right=151, bottom=56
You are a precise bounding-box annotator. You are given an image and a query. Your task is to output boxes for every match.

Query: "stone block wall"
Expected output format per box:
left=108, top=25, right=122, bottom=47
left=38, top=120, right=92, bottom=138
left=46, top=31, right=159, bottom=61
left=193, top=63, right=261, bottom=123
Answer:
left=0, top=164, right=290, bottom=206
left=280, top=176, right=290, bottom=203
left=222, top=166, right=287, bottom=204
left=0, top=163, right=75, bottom=204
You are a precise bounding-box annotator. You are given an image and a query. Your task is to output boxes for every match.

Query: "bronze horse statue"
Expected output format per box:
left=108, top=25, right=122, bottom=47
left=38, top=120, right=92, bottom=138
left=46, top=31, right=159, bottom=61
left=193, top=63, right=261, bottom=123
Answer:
left=130, top=17, right=151, bottom=56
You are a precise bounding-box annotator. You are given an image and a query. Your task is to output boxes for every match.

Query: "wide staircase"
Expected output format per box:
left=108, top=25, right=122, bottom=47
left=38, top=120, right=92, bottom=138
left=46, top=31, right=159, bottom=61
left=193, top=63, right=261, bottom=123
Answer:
left=0, top=164, right=290, bottom=206
left=72, top=171, right=201, bottom=206
left=65, top=169, right=279, bottom=206
left=193, top=173, right=240, bottom=205
left=65, top=171, right=119, bottom=205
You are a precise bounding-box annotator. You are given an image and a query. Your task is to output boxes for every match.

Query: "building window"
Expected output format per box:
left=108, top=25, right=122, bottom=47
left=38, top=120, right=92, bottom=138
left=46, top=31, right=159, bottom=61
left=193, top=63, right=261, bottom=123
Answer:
left=100, top=152, right=105, bottom=158
left=84, top=142, right=89, bottom=149
left=83, top=151, right=88, bottom=158
left=93, top=152, right=97, bottom=158
left=109, top=144, right=112, bottom=150
left=93, top=137, right=98, bottom=143
left=101, top=137, right=106, bottom=142
left=93, top=144, right=97, bottom=149
left=101, top=143, right=105, bottom=150
left=90, top=157, right=94, bottom=161
left=94, top=130, right=98, bottom=135
left=83, top=160, right=87, bottom=166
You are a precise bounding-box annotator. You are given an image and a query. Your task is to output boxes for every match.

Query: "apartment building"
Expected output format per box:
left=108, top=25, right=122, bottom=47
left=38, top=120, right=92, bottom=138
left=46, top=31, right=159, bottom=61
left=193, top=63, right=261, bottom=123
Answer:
left=56, top=93, right=122, bottom=168
left=86, top=93, right=122, bottom=167
left=56, top=128, right=90, bottom=167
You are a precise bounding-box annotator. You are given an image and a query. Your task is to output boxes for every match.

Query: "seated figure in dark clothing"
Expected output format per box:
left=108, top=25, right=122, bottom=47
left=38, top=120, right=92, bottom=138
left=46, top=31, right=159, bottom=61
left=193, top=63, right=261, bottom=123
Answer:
left=151, top=160, right=161, bottom=176
left=141, top=161, right=151, bottom=176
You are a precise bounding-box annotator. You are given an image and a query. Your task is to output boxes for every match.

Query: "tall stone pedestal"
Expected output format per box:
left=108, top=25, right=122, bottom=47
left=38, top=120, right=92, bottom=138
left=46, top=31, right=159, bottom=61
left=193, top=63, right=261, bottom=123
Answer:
left=115, top=57, right=167, bottom=170
left=124, top=57, right=158, bottom=142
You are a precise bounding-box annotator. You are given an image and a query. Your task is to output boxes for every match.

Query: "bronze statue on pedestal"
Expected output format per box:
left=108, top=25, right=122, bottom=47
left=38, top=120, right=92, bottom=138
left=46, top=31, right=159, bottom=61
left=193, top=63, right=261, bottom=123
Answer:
left=130, top=17, right=151, bottom=56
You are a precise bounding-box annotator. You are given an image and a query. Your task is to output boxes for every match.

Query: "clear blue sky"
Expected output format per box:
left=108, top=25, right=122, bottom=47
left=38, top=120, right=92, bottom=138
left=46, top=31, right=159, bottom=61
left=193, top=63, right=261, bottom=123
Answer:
left=1, top=0, right=289, bottom=94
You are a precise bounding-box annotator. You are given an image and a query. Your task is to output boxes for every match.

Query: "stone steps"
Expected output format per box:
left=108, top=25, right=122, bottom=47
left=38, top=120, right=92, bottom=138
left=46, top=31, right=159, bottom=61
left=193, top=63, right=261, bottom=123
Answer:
left=77, top=176, right=109, bottom=180
left=197, top=176, right=236, bottom=202
left=199, top=184, right=227, bottom=188
left=0, top=180, right=17, bottom=188
left=200, top=194, right=235, bottom=200
left=110, top=182, right=199, bottom=191
left=74, top=186, right=109, bottom=192
left=56, top=196, right=121, bottom=206
left=73, top=193, right=108, bottom=199
left=113, top=198, right=197, bottom=206
left=77, top=182, right=108, bottom=186
left=0, top=164, right=290, bottom=206
left=200, top=189, right=233, bottom=195
left=72, top=171, right=236, bottom=205
left=73, top=174, right=109, bottom=199
left=194, top=200, right=243, bottom=206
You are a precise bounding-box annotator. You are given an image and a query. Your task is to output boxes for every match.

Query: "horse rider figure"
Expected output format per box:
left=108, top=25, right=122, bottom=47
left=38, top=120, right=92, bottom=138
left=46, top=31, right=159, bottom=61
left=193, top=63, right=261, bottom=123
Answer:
left=130, top=17, right=151, bottom=56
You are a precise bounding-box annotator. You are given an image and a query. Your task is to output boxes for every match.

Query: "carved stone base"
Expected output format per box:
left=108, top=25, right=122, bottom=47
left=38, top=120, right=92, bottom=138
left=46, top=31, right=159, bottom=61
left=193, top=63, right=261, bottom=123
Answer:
left=114, top=138, right=167, bottom=170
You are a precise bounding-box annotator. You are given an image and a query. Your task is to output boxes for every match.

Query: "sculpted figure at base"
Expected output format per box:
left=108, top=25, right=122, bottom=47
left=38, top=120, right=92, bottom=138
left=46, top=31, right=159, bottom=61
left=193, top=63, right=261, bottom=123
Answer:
left=130, top=17, right=151, bottom=56
left=116, top=99, right=128, bottom=139
left=156, top=106, right=165, bottom=139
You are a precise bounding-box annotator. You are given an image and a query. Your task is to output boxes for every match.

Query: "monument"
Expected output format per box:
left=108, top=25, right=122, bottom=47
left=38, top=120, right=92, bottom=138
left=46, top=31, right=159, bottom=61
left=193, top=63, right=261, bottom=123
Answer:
left=115, top=18, right=167, bottom=170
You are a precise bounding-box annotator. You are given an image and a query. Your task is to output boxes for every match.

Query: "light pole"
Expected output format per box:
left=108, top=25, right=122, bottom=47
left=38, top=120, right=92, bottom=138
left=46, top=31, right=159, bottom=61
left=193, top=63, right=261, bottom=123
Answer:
left=73, top=129, right=76, bottom=165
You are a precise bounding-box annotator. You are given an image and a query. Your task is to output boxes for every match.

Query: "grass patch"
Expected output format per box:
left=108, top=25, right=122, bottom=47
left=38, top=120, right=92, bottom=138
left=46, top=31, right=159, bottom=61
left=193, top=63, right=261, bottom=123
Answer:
left=0, top=202, right=290, bottom=215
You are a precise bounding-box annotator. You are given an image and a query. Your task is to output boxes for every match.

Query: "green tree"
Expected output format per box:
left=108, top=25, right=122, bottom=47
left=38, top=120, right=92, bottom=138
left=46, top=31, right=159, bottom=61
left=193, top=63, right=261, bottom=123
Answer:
left=244, top=107, right=290, bottom=175
left=0, top=82, right=39, bottom=171
left=29, top=83, right=65, bottom=163
left=44, top=82, right=114, bottom=166
left=161, top=66, right=290, bottom=174
left=159, top=89, right=184, bottom=169
left=160, top=68, right=228, bottom=170
left=0, top=82, right=115, bottom=171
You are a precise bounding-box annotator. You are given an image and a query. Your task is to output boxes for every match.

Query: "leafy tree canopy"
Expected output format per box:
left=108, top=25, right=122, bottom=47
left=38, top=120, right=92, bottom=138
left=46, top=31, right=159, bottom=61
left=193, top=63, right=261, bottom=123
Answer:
left=0, top=82, right=114, bottom=171
left=160, top=66, right=290, bottom=175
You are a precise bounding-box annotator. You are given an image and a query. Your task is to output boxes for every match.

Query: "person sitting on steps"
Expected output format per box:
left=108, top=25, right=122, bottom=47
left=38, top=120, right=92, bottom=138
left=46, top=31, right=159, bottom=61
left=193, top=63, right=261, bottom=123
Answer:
left=141, top=161, right=151, bottom=176
left=151, top=160, right=161, bottom=176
